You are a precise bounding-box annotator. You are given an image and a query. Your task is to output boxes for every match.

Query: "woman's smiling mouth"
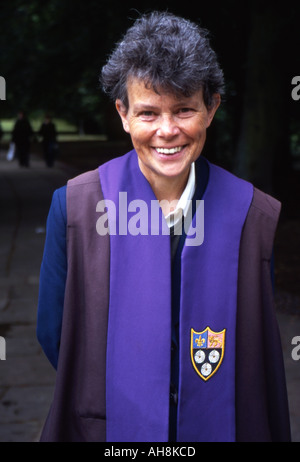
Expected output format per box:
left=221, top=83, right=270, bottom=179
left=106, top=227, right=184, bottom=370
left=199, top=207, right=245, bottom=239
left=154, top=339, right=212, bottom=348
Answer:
left=154, top=145, right=186, bottom=155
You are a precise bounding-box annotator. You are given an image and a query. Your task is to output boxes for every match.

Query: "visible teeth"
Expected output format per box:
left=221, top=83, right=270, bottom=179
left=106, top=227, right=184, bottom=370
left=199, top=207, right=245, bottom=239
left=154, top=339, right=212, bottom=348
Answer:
left=156, top=146, right=183, bottom=154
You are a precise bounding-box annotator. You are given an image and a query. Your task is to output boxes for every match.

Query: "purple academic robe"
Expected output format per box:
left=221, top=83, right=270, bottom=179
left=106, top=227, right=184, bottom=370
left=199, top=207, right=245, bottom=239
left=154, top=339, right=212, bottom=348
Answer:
left=39, top=151, right=290, bottom=442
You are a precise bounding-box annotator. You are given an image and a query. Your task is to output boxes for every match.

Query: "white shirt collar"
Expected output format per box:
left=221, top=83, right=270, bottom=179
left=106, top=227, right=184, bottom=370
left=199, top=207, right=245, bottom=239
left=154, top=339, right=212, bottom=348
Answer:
left=165, top=162, right=196, bottom=228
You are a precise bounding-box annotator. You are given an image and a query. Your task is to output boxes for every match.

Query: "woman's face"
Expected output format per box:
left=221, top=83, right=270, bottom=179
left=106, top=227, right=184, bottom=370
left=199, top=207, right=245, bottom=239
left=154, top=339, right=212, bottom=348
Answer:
left=116, top=77, right=220, bottom=192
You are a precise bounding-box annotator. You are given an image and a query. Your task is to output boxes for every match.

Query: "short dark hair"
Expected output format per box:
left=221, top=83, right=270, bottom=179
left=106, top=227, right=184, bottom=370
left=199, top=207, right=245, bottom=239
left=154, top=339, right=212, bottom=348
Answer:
left=100, top=11, right=225, bottom=108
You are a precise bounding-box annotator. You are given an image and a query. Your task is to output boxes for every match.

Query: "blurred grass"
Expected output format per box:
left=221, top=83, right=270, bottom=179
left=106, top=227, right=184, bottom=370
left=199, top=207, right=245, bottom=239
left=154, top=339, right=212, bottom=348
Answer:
left=1, top=117, right=78, bottom=133
left=0, top=117, right=108, bottom=143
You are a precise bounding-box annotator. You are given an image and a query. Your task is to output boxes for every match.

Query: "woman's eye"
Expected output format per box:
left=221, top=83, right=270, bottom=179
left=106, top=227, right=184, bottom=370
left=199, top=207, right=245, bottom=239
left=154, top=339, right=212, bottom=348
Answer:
left=178, top=108, right=194, bottom=114
left=139, top=111, right=156, bottom=120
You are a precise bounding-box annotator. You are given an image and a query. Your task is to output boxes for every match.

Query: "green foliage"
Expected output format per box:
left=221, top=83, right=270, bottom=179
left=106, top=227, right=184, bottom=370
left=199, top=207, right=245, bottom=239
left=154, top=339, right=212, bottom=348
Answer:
left=0, top=0, right=128, bottom=127
left=0, top=0, right=300, bottom=188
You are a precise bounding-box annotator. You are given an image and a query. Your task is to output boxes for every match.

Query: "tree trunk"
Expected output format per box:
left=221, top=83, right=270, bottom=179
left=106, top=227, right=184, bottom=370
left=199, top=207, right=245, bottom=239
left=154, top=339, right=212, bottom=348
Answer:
left=234, top=5, right=291, bottom=193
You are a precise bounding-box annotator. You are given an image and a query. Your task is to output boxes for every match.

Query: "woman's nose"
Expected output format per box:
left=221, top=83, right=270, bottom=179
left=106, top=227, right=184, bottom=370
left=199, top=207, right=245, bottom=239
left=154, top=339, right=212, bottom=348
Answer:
left=156, top=114, right=180, bottom=138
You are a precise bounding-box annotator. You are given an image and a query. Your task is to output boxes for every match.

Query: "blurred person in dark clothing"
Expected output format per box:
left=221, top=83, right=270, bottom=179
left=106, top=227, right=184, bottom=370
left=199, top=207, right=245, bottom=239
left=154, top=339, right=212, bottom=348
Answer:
left=12, top=111, right=33, bottom=167
left=39, top=115, right=58, bottom=167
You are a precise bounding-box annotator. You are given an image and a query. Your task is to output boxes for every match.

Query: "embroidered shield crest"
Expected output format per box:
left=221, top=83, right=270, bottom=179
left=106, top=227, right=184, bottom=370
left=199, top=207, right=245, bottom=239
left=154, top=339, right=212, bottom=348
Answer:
left=191, top=327, right=226, bottom=381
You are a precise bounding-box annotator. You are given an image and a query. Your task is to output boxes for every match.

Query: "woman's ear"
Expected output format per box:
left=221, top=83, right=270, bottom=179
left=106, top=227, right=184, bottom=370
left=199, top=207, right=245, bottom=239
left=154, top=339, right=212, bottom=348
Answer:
left=115, top=99, right=130, bottom=133
left=206, top=93, right=221, bottom=128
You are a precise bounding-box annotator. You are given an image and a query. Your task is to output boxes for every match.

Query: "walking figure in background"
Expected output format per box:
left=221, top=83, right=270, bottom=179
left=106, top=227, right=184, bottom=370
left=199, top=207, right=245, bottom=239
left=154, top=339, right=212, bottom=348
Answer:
left=39, top=115, right=58, bottom=167
left=12, top=111, right=33, bottom=167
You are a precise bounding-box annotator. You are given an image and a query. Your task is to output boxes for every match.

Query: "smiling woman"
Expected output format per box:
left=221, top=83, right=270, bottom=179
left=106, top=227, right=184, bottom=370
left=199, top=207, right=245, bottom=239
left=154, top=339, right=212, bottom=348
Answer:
left=101, top=11, right=223, bottom=201
left=115, top=79, right=220, bottom=203
left=37, top=11, right=291, bottom=443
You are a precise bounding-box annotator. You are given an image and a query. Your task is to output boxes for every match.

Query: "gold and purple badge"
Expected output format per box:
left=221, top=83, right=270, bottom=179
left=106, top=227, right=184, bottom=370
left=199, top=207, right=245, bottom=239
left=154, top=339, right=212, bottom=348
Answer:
left=191, top=327, right=226, bottom=381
